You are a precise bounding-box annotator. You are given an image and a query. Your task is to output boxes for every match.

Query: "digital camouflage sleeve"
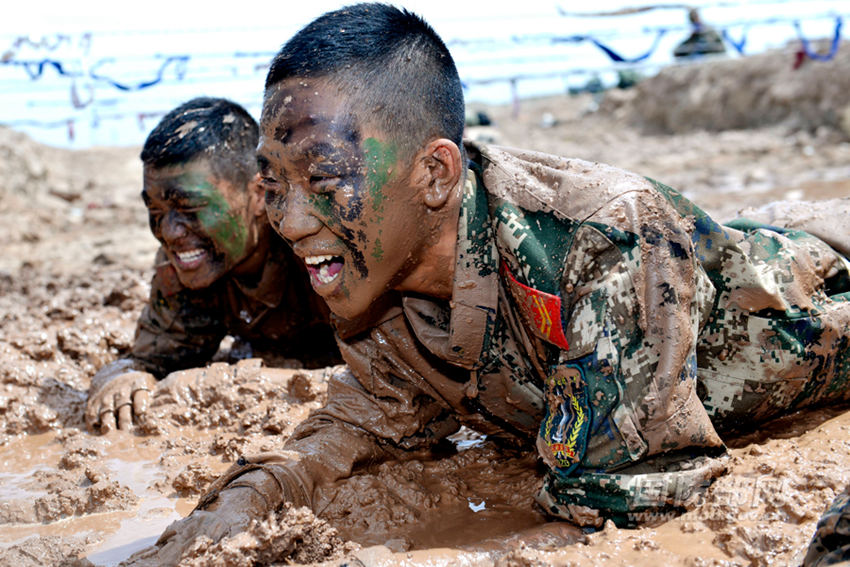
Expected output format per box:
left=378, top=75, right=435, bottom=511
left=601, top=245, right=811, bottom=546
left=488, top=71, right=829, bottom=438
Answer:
left=805, top=485, right=850, bottom=566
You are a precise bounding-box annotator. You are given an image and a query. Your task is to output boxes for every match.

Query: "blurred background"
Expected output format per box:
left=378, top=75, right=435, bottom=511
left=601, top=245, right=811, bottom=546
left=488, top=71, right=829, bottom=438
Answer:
left=2, top=0, right=848, bottom=148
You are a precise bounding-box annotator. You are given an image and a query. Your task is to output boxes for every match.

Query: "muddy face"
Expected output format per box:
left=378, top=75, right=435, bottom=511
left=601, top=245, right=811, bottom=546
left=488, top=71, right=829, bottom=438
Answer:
left=142, top=160, right=257, bottom=289
left=259, top=78, right=427, bottom=319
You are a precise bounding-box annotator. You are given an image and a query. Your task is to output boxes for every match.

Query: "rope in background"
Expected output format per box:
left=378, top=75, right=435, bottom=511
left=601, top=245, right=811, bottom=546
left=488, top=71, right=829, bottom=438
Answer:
left=1, top=2, right=847, bottom=145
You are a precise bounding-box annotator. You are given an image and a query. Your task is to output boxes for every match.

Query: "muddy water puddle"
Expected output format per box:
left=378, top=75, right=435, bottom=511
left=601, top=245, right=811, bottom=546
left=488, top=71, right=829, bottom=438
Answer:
left=0, top=433, right=58, bottom=473
left=0, top=405, right=847, bottom=567
left=399, top=500, right=549, bottom=551
left=0, top=430, right=205, bottom=566
left=0, top=467, right=52, bottom=507
left=325, top=428, right=554, bottom=553
left=83, top=458, right=184, bottom=566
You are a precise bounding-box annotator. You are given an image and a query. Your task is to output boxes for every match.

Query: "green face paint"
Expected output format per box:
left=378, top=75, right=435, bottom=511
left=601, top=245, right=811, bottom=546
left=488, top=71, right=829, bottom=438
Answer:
left=309, top=193, right=334, bottom=221
left=362, top=137, right=398, bottom=213
left=181, top=174, right=249, bottom=260
left=372, top=237, right=384, bottom=261
left=199, top=190, right=248, bottom=259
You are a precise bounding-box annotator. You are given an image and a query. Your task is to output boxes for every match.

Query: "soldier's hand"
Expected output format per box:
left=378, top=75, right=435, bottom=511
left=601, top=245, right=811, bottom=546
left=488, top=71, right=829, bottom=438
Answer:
left=120, top=484, right=266, bottom=566
left=153, top=364, right=235, bottom=407
left=153, top=367, right=211, bottom=407
left=86, top=371, right=157, bottom=434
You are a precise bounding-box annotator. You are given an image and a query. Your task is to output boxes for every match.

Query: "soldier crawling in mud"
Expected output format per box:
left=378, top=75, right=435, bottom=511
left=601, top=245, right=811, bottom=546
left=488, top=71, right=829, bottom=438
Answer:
left=86, top=97, right=339, bottom=433
left=127, top=5, right=850, bottom=564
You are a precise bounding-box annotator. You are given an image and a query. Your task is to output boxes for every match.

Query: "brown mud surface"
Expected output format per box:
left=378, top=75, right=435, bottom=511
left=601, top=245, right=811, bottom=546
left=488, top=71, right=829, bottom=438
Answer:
left=3, top=44, right=850, bottom=566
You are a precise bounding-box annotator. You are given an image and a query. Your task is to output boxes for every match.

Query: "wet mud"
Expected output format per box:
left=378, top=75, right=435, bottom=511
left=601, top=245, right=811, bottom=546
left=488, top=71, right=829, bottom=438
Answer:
left=3, top=45, right=850, bottom=566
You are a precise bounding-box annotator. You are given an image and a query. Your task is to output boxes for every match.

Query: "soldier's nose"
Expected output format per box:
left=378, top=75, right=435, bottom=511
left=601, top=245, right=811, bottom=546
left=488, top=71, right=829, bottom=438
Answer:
left=161, top=211, right=189, bottom=243
left=277, top=187, right=322, bottom=243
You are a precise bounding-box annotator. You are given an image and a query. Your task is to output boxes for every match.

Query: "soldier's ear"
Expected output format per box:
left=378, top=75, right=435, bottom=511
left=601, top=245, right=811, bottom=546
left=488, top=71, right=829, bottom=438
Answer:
left=247, top=172, right=266, bottom=217
left=417, top=139, right=463, bottom=209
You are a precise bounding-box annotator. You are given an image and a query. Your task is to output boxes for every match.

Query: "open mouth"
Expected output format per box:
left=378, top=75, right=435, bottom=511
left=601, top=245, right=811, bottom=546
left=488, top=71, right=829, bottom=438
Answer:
left=304, top=254, right=344, bottom=287
left=173, top=248, right=207, bottom=269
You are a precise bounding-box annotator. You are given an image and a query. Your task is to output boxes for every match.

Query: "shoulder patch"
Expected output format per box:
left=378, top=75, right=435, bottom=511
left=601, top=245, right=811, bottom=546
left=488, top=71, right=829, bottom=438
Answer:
left=501, top=261, right=569, bottom=350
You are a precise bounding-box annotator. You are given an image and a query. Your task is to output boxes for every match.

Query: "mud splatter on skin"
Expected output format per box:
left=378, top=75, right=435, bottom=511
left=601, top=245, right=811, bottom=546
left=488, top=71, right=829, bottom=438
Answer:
left=260, top=102, right=371, bottom=278
left=258, top=78, right=427, bottom=319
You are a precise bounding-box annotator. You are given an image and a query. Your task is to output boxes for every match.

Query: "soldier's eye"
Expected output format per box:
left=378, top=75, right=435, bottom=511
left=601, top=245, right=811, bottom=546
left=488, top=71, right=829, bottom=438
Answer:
left=309, top=175, right=341, bottom=193
left=180, top=202, right=207, bottom=213
left=265, top=185, right=287, bottom=205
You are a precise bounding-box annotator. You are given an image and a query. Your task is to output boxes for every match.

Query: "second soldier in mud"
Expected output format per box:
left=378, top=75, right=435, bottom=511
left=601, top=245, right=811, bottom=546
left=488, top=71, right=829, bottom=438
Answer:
left=86, top=97, right=339, bottom=433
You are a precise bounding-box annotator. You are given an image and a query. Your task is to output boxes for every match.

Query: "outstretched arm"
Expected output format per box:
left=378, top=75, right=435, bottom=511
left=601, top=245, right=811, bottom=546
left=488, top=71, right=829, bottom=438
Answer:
left=129, top=316, right=460, bottom=566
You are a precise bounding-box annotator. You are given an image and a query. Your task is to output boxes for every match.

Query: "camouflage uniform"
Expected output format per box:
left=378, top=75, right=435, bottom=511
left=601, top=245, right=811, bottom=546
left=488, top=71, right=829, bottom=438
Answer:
left=738, top=198, right=850, bottom=259
left=206, top=142, right=850, bottom=528
left=804, top=485, right=850, bottom=566
left=742, top=199, right=850, bottom=567
left=102, top=236, right=339, bottom=381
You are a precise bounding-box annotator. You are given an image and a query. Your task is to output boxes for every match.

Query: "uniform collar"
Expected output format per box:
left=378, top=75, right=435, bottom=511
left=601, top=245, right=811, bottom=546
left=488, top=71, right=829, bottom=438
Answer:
left=440, top=165, right=500, bottom=369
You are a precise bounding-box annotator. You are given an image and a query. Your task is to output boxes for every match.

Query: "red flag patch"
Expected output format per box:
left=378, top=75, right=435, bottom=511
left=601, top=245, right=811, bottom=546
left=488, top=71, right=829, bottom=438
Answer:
left=501, top=261, right=569, bottom=350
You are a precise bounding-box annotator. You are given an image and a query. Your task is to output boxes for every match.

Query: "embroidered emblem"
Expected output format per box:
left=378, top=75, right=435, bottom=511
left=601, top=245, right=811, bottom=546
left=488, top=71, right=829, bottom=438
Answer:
left=542, top=365, right=590, bottom=470
left=501, top=261, right=569, bottom=350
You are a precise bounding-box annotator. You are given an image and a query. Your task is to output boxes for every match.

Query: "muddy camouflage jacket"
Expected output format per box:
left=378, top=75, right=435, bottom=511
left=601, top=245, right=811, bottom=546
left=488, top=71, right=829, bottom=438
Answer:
left=738, top=197, right=850, bottom=259
left=215, top=142, right=850, bottom=528
left=804, top=485, right=850, bottom=566
left=128, top=236, right=338, bottom=378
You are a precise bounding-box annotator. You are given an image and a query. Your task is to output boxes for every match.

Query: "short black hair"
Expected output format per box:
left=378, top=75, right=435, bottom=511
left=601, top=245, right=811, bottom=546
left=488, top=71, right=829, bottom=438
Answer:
left=141, top=97, right=259, bottom=187
left=264, top=3, right=464, bottom=161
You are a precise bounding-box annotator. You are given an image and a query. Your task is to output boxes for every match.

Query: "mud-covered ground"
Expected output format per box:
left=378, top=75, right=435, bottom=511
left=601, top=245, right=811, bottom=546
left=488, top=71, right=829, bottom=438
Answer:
left=2, top=43, right=850, bottom=566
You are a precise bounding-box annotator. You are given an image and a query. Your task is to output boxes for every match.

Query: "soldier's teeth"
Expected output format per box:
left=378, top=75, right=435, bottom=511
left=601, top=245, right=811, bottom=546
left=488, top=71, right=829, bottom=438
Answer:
left=305, top=254, right=335, bottom=266
left=177, top=249, right=204, bottom=262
